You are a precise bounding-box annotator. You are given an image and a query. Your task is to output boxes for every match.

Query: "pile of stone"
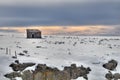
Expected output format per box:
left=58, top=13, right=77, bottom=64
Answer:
left=103, top=59, right=120, bottom=80
left=4, top=61, right=91, bottom=80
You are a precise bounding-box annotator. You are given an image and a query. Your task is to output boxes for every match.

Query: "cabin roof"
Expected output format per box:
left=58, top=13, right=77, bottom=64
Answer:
left=26, top=29, right=41, bottom=32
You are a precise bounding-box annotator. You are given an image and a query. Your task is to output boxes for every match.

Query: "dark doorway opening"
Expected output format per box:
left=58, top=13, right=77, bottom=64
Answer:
left=32, top=34, right=35, bottom=38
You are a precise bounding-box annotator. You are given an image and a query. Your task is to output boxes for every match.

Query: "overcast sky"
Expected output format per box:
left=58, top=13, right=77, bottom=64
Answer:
left=0, top=0, right=120, bottom=27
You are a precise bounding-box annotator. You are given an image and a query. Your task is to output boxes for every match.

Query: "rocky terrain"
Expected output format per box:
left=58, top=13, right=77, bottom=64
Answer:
left=4, top=60, right=91, bottom=80
left=1, top=32, right=120, bottom=80
left=4, top=59, right=120, bottom=80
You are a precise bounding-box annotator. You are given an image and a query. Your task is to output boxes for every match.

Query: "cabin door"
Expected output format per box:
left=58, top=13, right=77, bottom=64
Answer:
left=32, top=34, right=35, bottom=38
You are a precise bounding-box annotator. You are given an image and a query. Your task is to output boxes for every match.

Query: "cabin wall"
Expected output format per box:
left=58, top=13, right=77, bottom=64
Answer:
left=26, top=30, right=41, bottom=38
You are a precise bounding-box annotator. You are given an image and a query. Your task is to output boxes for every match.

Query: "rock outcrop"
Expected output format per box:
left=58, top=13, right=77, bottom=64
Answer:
left=5, top=62, right=91, bottom=80
left=32, top=64, right=91, bottom=80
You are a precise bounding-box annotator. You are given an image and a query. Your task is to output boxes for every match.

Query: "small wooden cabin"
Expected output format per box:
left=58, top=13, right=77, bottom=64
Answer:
left=26, top=29, right=42, bottom=38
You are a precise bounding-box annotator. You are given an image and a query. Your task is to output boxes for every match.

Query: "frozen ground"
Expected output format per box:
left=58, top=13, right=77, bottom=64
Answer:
left=0, top=32, right=120, bottom=80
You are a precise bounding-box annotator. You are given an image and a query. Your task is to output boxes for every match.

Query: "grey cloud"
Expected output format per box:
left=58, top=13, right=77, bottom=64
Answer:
left=0, top=0, right=120, bottom=6
left=0, top=1, right=120, bottom=27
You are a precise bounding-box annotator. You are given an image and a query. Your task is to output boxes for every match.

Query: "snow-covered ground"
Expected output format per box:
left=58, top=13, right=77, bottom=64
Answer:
left=0, top=32, right=120, bottom=80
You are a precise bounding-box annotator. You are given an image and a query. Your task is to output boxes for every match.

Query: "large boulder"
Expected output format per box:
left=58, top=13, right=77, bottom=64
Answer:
left=103, top=59, right=118, bottom=70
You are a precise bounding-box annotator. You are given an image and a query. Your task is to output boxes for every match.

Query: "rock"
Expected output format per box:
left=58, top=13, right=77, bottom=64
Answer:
left=36, top=46, right=42, bottom=48
left=12, top=56, right=17, bottom=59
left=103, top=59, right=118, bottom=70
left=22, top=70, right=33, bottom=80
left=15, top=60, right=19, bottom=64
left=9, top=61, right=35, bottom=71
left=23, top=50, right=28, bottom=54
left=5, top=63, right=91, bottom=80
left=64, top=64, right=91, bottom=80
left=35, top=64, right=47, bottom=72
left=4, top=72, right=21, bottom=79
left=33, top=64, right=70, bottom=80
left=33, top=70, right=70, bottom=80
left=18, top=53, right=25, bottom=56
left=113, top=73, right=120, bottom=80
left=55, top=71, right=70, bottom=80
left=105, top=71, right=113, bottom=80
left=105, top=71, right=120, bottom=80
left=33, top=64, right=91, bottom=80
